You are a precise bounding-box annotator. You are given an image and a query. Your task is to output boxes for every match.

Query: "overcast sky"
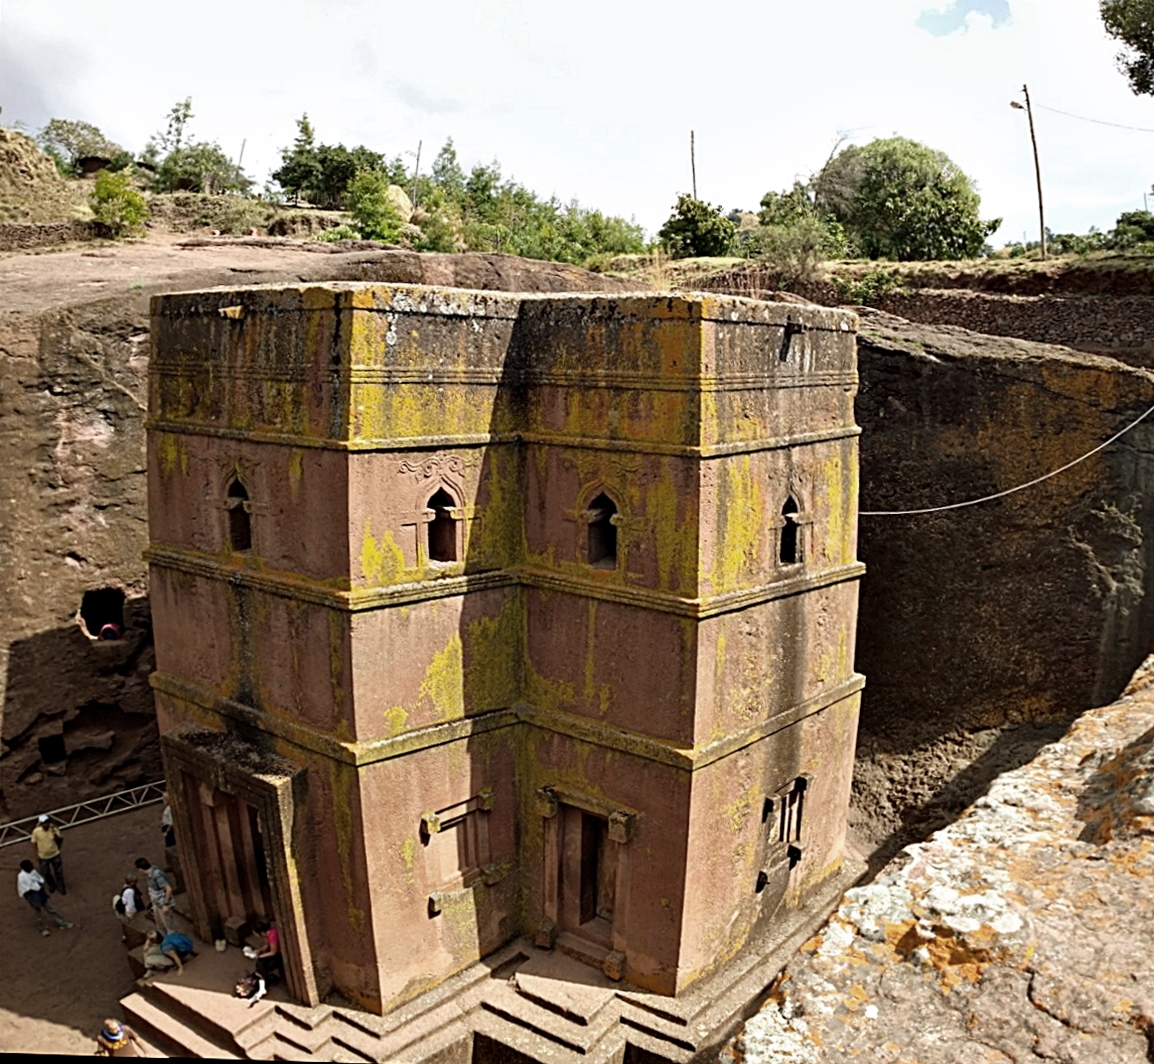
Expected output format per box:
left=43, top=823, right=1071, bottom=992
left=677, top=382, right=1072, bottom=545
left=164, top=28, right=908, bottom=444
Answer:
left=2, top=0, right=1150, bottom=245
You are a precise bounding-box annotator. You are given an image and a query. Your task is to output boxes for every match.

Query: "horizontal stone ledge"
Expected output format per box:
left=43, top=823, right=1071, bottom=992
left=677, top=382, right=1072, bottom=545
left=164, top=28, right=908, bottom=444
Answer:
left=148, top=670, right=864, bottom=771
left=144, top=547, right=865, bottom=618
left=144, top=420, right=860, bottom=457
left=148, top=363, right=857, bottom=393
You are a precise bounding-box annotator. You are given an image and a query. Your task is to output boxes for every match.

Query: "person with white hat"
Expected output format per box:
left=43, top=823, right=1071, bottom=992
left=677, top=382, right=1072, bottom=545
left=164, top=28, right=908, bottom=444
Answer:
left=30, top=814, right=65, bottom=895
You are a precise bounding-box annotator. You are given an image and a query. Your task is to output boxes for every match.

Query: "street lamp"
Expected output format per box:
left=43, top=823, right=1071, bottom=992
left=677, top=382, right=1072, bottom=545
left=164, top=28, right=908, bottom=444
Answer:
left=1011, top=85, right=1046, bottom=260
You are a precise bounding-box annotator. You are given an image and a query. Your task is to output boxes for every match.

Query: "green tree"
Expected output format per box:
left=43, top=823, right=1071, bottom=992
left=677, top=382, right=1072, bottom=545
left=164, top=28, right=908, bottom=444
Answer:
left=345, top=169, right=405, bottom=241
left=90, top=169, right=149, bottom=236
left=431, top=139, right=466, bottom=197
left=154, top=141, right=251, bottom=194
left=37, top=119, right=129, bottom=173
left=1101, top=0, right=1154, bottom=95
left=657, top=195, right=737, bottom=258
left=271, top=114, right=323, bottom=202
left=815, top=137, right=999, bottom=260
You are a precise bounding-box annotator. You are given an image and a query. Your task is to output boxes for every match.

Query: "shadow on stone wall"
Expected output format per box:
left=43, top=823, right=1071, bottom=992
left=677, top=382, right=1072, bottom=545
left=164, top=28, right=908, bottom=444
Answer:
left=1, top=597, right=160, bottom=820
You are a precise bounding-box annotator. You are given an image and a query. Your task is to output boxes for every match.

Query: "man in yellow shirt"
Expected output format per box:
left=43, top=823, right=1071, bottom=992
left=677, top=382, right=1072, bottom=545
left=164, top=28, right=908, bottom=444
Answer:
left=30, top=814, right=66, bottom=895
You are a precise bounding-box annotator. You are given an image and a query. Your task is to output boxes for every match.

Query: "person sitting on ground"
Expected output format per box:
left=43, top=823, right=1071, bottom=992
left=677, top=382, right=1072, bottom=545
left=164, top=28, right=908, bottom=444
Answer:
left=141, top=930, right=176, bottom=975
left=252, top=919, right=283, bottom=983
left=134, top=856, right=175, bottom=933
left=145, top=929, right=196, bottom=974
left=17, top=858, right=73, bottom=936
left=94, top=1018, right=147, bottom=1057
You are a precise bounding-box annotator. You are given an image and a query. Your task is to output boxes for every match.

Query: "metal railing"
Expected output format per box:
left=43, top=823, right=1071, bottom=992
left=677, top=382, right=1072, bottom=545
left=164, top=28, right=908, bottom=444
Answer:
left=0, top=780, right=167, bottom=848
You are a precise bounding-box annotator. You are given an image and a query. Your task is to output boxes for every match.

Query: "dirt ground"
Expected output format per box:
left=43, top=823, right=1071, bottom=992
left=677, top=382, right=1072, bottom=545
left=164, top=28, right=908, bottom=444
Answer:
left=0, top=804, right=165, bottom=1055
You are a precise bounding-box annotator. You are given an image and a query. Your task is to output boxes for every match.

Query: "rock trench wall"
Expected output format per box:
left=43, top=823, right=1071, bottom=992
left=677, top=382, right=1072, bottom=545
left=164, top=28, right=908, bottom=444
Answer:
left=852, top=313, right=1154, bottom=857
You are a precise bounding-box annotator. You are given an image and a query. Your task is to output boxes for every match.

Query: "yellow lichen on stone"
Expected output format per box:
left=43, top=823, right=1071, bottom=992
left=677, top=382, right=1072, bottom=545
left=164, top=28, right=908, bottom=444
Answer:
left=156, top=433, right=187, bottom=480
left=419, top=634, right=465, bottom=722
left=360, top=523, right=408, bottom=586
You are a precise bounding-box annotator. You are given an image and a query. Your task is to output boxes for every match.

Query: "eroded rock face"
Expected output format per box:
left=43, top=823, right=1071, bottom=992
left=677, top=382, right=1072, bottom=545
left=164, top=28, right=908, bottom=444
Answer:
left=728, top=658, right=1154, bottom=1063
left=853, top=312, right=1154, bottom=857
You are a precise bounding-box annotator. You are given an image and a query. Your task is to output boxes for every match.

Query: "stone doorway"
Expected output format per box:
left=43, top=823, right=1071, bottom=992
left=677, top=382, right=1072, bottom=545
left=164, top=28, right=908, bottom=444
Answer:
left=563, top=807, right=617, bottom=948
left=159, top=728, right=320, bottom=1006
left=184, top=780, right=274, bottom=936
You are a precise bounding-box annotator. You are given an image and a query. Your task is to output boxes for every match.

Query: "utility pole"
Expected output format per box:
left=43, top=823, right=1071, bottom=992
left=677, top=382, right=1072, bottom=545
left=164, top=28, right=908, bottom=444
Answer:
left=1011, top=85, right=1045, bottom=260
left=407, top=140, right=422, bottom=209
left=690, top=130, right=697, bottom=200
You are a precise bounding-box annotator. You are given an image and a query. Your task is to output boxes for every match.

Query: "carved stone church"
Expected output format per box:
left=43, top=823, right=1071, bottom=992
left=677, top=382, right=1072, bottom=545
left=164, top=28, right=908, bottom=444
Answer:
left=145, top=282, right=863, bottom=1059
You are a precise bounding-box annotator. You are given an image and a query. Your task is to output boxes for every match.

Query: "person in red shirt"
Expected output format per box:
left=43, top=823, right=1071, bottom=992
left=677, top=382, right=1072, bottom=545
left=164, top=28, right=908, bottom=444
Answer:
left=252, top=919, right=282, bottom=983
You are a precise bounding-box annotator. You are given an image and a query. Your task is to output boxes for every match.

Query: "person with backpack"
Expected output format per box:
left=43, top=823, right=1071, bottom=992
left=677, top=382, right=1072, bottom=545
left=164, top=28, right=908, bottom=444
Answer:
left=17, top=858, right=73, bottom=936
left=144, top=930, right=197, bottom=975
left=113, top=875, right=144, bottom=922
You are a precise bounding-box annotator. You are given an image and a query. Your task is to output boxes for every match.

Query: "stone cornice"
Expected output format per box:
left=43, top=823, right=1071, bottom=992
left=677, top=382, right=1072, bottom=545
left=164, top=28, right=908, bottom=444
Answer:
left=144, top=420, right=860, bottom=458
left=149, top=670, right=865, bottom=772
left=144, top=546, right=865, bottom=618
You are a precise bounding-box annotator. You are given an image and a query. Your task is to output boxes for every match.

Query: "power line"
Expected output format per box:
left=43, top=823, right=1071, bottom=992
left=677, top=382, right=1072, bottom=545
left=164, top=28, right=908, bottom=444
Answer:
left=1034, top=102, right=1154, bottom=134
left=860, top=400, right=1154, bottom=516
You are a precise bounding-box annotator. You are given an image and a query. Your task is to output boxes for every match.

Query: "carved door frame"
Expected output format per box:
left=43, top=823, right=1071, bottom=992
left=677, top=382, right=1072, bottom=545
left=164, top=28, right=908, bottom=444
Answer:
left=161, top=728, right=320, bottom=1006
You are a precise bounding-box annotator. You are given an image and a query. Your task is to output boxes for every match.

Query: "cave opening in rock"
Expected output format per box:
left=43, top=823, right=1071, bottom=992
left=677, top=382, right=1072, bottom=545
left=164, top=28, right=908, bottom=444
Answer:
left=79, top=587, right=126, bottom=640
left=37, top=733, right=67, bottom=764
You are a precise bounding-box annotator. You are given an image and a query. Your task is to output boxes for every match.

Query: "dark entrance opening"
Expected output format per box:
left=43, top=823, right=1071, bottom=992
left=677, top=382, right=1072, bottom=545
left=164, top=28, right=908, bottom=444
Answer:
left=427, top=488, right=458, bottom=563
left=227, top=480, right=252, bottom=552
left=587, top=493, right=617, bottom=568
left=80, top=587, right=126, bottom=639
left=780, top=496, right=801, bottom=565
left=37, top=733, right=67, bottom=764
left=579, top=810, right=616, bottom=932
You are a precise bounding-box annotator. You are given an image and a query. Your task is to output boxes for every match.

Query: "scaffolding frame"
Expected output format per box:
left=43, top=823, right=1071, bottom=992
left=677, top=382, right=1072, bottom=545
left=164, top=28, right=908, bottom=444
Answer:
left=0, top=780, right=167, bottom=848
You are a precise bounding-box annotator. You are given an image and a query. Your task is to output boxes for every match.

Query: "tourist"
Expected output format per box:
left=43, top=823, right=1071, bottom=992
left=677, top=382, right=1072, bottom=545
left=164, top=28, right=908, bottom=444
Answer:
left=135, top=856, right=175, bottom=934
left=114, top=875, right=144, bottom=922
left=17, top=858, right=73, bottom=936
left=252, top=919, right=283, bottom=983
left=160, top=796, right=175, bottom=849
left=142, top=931, right=175, bottom=975
left=30, top=813, right=65, bottom=894
left=94, top=1018, right=147, bottom=1057
left=144, top=929, right=196, bottom=975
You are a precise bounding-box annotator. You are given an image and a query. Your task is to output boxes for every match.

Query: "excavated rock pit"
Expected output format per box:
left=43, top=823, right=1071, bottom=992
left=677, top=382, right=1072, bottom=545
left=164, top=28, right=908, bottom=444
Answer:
left=852, top=312, right=1154, bottom=867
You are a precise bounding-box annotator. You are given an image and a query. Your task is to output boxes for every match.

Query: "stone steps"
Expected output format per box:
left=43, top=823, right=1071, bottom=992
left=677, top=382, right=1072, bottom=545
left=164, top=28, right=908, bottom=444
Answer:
left=139, top=973, right=280, bottom=1055
left=481, top=979, right=618, bottom=1055
left=121, top=991, right=242, bottom=1059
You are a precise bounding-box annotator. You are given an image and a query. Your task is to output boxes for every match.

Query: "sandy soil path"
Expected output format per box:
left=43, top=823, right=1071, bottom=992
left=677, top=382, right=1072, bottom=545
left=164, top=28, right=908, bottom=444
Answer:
left=0, top=804, right=163, bottom=1055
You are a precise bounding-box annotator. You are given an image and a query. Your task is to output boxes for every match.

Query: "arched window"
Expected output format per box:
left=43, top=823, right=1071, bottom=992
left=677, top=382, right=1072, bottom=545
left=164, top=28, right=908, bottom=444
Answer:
left=427, top=488, right=458, bottom=563
left=227, top=480, right=252, bottom=552
left=779, top=497, right=801, bottom=565
left=587, top=493, right=618, bottom=569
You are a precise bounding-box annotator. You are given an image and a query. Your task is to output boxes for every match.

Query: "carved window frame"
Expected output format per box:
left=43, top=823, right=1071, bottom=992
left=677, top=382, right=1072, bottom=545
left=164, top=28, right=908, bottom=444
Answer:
left=774, top=491, right=812, bottom=569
